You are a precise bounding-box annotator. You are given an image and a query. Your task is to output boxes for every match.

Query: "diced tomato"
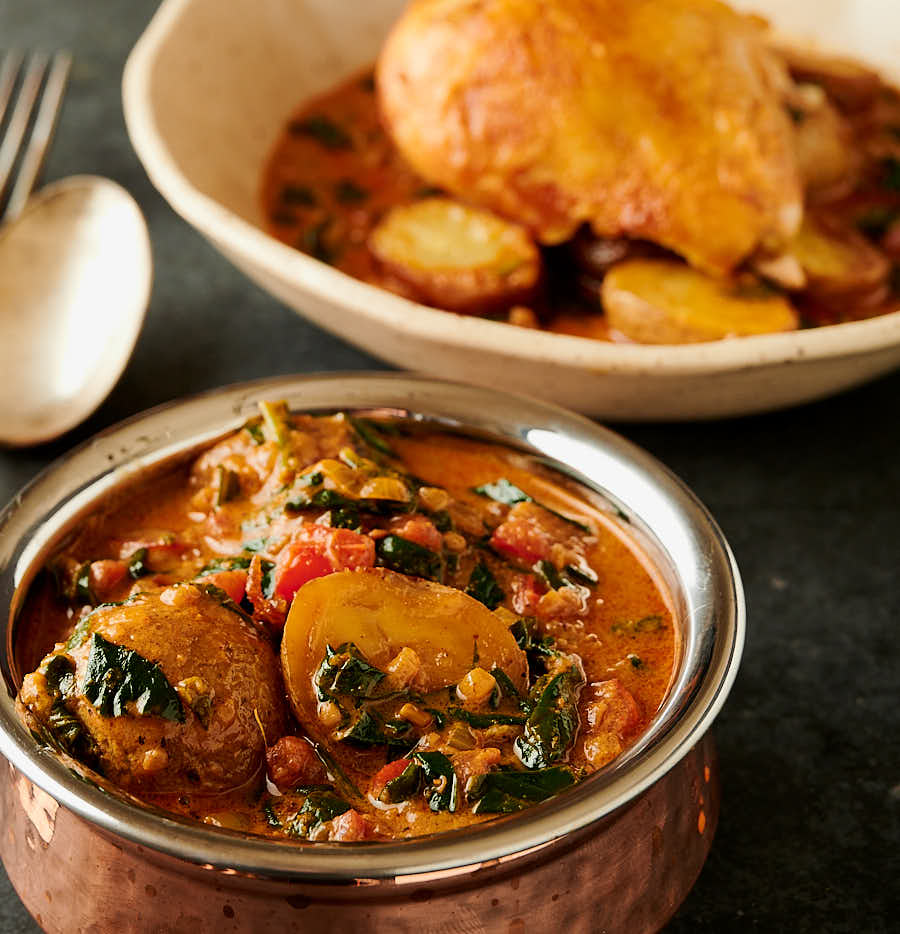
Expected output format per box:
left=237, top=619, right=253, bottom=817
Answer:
left=586, top=680, right=642, bottom=738
left=266, top=736, right=326, bottom=792
left=201, top=569, right=248, bottom=604
left=271, top=525, right=375, bottom=601
left=490, top=517, right=552, bottom=564
left=370, top=758, right=412, bottom=800
left=330, top=809, right=375, bottom=842
left=510, top=573, right=546, bottom=615
left=246, top=555, right=289, bottom=628
left=389, top=515, right=443, bottom=552
left=88, top=560, right=128, bottom=598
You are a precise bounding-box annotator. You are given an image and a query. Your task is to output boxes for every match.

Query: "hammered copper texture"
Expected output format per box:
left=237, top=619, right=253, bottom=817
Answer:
left=0, top=735, right=718, bottom=934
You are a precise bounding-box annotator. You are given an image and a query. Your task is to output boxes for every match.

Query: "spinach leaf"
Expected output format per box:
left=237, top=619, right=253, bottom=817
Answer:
left=82, top=633, right=184, bottom=722
left=194, top=583, right=255, bottom=625
left=472, top=477, right=531, bottom=505
left=245, top=421, right=265, bottom=444
left=74, top=562, right=96, bottom=605
left=564, top=563, right=598, bottom=586
left=509, top=617, right=557, bottom=679
left=446, top=707, right=526, bottom=728
left=126, top=548, right=150, bottom=579
left=214, top=466, right=241, bottom=506
left=857, top=206, right=899, bottom=239
left=381, top=760, right=423, bottom=803
left=197, top=556, right=252, bottom=576
left=472, top=478, right=589, bottom=531
left=348, top=416, right=395, bottom=456
left=515, top=666, right=584, bottom=769
left=431, top=510, right=453, bottom=532
left=337, top=710, right=413, bottom=748
left=491, top=667, right=521, bottom=703
left=376, top=535, right=443, bottom=582
left=43, top=654, right=76, bottom=697
left=468, top=766, right=575, bottom=814
left=299, top=789, right=351, bottom=825
left=882, top=156, right=900, bottom=192
left=315, top=643, right=386, bottom=703
left=465, top=561, right=505, bottom=610
left=411, top=750, right=458, bottom=812
left=534, top=559, right=565, bottom=591
left=289, top=115, right=352, bottom=149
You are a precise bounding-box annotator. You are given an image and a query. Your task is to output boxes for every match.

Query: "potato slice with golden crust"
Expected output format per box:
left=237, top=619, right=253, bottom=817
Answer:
left=790, top=216, right=891, bottom=307
left=281, top=568, right=528, bottom=740
left=602, top=259, right=799, bottom=344
left=368, top=198, right=542, bottom=314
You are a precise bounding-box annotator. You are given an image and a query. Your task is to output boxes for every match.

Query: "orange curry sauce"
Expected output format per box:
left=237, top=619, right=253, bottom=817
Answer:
left=16, top=410, right=677, bottom=842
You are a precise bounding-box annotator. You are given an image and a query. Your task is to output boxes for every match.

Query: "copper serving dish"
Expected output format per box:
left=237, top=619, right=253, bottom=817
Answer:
left=0, top=374, right=744, bottom=932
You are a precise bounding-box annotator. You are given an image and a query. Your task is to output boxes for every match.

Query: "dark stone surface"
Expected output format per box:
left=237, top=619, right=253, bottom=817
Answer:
left=0, top=2, right=898, bottom=931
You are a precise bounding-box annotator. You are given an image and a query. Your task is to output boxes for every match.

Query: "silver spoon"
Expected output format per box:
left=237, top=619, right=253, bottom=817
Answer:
left=0, top=51, right=152, bottom=447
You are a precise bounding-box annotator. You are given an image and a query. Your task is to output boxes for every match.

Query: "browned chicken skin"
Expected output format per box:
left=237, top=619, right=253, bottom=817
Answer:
left=377, top=0, right=803, bottom=275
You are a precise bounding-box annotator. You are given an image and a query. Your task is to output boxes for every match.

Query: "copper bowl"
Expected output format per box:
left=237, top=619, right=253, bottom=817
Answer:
left=0, top=374, right=744, bottom=932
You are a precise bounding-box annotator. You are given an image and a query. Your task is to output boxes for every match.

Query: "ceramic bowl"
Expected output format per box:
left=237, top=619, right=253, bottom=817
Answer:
left=0, top=374, right=743, bottom=932
left=122, top=0, right=900, bottom=420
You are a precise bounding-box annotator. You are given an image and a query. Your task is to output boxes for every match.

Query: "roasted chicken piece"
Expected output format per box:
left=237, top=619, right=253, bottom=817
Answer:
left=378, top=0, right=803, bottom=276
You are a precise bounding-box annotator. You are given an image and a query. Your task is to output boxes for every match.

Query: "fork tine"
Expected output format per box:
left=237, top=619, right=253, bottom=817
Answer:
left=0, top=52, right=49, bottom=214
left=0, top=51, right=25, bottom=127
left=3, top=51, right=72, bottom=222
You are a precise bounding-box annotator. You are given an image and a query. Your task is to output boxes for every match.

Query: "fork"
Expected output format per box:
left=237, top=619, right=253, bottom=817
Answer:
left=0, top=50, right=71, bottom=224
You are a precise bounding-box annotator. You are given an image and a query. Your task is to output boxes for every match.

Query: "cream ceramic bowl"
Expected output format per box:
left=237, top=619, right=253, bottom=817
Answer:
left=122, top=0, right=900, bottom=420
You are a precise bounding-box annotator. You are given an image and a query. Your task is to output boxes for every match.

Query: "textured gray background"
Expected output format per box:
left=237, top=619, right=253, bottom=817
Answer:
left=1, top=1, right=898, bottom=931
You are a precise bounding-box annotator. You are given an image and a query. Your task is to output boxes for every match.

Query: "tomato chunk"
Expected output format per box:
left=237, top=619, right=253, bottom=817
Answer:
left=200, top=569, right=248, bottom=604
left=266, top=735, right=326, bottom=792
left=490, top=515, right=552, bottom=564
left=510, top=573, right=546, bottom=615
left=272, top=525, right=375, bottom=601
left=88, top=560, right=128, bottom=598
left=370, top=758, right=412, bottom=800
left=390, top=515, right=443, bottom=551
left=330, top=809, right=375, bottom=842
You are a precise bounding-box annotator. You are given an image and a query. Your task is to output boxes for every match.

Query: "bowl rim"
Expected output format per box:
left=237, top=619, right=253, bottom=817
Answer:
left=0, top=372, right=744, bottom=883
left=122, top=0, right=900, bottom=381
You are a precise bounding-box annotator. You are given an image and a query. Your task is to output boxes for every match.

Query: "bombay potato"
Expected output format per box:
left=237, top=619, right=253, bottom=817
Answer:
left=368, top=198, right=542, bottom=313
left=377, top=0, right=802, bottom=276
left=18, top=585, right=285, bottom=793
left=602, top=259, right=799, bottom=344
left=281, top=568, right=528, bottom=741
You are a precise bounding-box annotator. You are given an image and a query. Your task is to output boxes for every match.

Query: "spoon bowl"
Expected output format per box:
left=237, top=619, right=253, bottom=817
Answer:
left=0, top=175, right=151, bottom=446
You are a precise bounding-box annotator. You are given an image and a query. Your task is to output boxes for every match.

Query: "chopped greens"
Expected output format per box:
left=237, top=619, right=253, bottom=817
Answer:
left=299, top=789, right=351, bottom=826
left=197, top=555, right=252, bottom=576
left=515, top=666, right=584, bottom=769
left=411, top=750, right=458, bottom=812
left=300, top=218, right=335, bottom=264
left=446, top=707, right=526, bottom=728
left=465, top=561, right=505, bottom=609
left=381, top=760, right=422, bottom=803
left=214, top=466, right=241, bottom=506
left=74, top=562, right=96, bottom=606
left=882, top=156, right=900, bottom=192
left=473, top=477, right=589, bottom=531
left=315, top=643, right=386, bottom=704
left=349, top=416, right=395, bottom=456
left=376, top=534, right=443, bottom=582
left=857, top=206, right=899, bottom=239
left=127, top=548, right=150, bottom=579
left=82, top=633, right=184, bottom=722
left=468, top=766, right=575, bottom=814
left=194, top=583, right=255, bottom=625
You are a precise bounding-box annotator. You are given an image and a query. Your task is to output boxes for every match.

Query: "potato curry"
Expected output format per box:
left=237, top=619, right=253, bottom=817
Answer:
left=262, top=0, right=900, bottom=344
left=17, top=405, right=676, bottom=842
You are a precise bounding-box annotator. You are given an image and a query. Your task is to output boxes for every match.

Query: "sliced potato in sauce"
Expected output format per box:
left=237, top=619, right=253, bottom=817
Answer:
left=790, top=216, right=890, bottom=305
left=281, top=568, right=528, bottom=736
left=601, top=259, right=799, bottom=344
left=368, top=197, right=542, bottom=314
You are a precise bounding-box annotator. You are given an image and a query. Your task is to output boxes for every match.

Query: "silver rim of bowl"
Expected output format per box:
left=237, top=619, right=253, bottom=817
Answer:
left=0, top=372, right=745, bottom=884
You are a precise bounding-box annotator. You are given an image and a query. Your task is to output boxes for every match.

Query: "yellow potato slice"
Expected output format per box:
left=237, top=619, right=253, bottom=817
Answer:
left=601, top=259, right=799, bottom=344
left=368, top=197, right=542, bottom=314
left=790, top=217, right=890, bottom=302
left=281, top=568, right=528, bottom=738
